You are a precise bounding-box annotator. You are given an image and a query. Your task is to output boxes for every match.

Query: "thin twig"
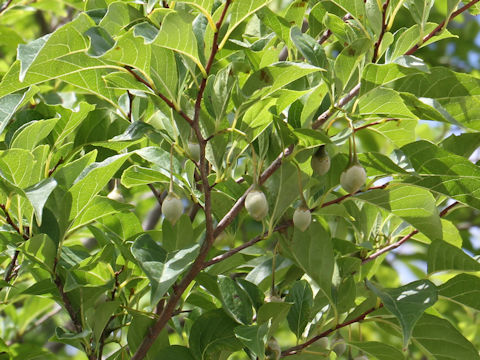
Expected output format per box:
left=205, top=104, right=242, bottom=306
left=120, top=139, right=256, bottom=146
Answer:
left=0, top=204, right=29, bottom=241
left=406, top=0, right=480, bottom=55
left=281, top=304, right=384, bottom=356
left=362, top=201, right=459, bottom=264
left=372, top=0, right=390, bottom=62
left=124, top=66, right=193, bottom=126
left=204, top=222, right=292, bottom=268
left=353, top=118, right=399, bottom=132
left=0, top=0, right=13, bottom=15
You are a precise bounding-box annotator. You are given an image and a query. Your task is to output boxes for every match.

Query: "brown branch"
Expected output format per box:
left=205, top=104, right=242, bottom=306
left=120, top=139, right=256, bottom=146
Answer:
left=362, top=201, right=459, bottom=264
left=0, top=0, right=13, bottom=15
left=48, top=158, right=64, bottom=177
left=0, top=204, right=29, bottom=241
left=0, top=204, right=28, bottom=287
left=406, top=0, right=480, bottom=55
left=353, top=118, right=399, bottom=132
left=3, top=250, right=20, bottom=283
left=130, top=2, right=233, bottom=359
left=281, top=304, right=384, bottom=356
left=372, top=0, right=390, bottom=62
left=124, top=66, right=193, bottom=126
left=203, top=222, right=292, bottom=268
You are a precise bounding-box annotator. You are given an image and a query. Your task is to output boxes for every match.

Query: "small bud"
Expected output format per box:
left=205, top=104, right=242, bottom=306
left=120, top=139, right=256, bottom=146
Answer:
left=293, top=207, right=311, bottom=232
left=311, top=145, right=330, bottom=176
left=162, top=192, right=183, bottom=225
left=245, top=189, right=268, bottom=221
left=340, top=163, right=366, bottom=193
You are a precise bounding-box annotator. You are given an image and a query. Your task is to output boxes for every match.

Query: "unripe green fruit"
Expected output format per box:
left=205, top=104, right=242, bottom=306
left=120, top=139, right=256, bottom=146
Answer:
left=188, top=141, right=200, bottom=163
left=311, top=146, right=330, bottom=175
left=340, top=163, right=366, bottom=193
left=265, top=337, right=281, bottom=360
left=107, top=187, right=124, bottom=202
left=245, top=190, right=268, bottom=221
left=317, top=337, right=329, bottom=349
left=162, top=192, right=183, bottom=225
left=293, top=207, right=311, bottom=232
left=332, top=340, right=346, bottom=356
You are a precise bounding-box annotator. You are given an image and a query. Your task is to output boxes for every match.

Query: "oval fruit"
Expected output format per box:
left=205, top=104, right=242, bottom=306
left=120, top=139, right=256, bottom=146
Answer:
left=188, top=141, right=200, bottom=163
left=293, top=207, right=311, bottom=232
left=162, top=192, right=183, bottom=224
left=340, top=163, right=366, bottom=193
left=245, top=190, right=268, bottom=221
left=107, top=187, right=124, bottom=202
left=311, top=146, right=331, bottom=175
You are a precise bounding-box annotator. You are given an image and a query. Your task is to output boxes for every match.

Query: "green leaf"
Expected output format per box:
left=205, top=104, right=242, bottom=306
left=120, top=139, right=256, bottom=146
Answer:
left=152, top=11, right=205, bottom=76
left=234, top=323, right=268, bottom=360
left=0, top=14, right=121, bottom=109
left=0, top=87, right=39, bottom=136
left=24, top=178, right=57, bottom=226
left=67, top=153, right=130, bottom=221
left=394, top=67, right=480, bottom=130
left=149, top=346, right=195, bottom=360
left=189, top=309, right=243, bottom=360
left=121, top=165, right=170, bottom=188
left=360, top=57, right=428, bottom=95
left=257, top=301, right=292, bottom=336
left=69, top=195, right=134, bottom=233
left=412, top=314, right=480, bottom=360
left=22, top=234, right=58, bottom=272
left=367, top=279, right=438, bottom=347
left=217, top=275, right=254, bottom=325
left=290, top=26, right=327, bottom=68
left=439, top=274, right=480, bottom=311
left=348, top=341, right=405, bottom=360
left=427, top=240, right=480, bottom=273
left=289, top=222, right=334, bottom=297
left=219, top=0, right=272, bottom=49
left=242, top=62, right=320, bottom=98
left=127, top=314, right=169, bottom=360
left=357, top=87, right=416, bottom=119
left=90, top=299, right=120, bottom=343
left=285, top=280, right=313, bottom=339
left=355, top=184, right=442, bottom=241
left=400, top=140, right=480, bottom=210
left=404, top=0, right=434, bottom=31
left=334, top=37, right=372, bottom=90
left=132, top=234, right=200, bottom=305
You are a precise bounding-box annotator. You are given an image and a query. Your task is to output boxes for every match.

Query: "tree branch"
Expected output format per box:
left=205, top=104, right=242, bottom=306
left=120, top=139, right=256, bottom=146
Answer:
left=130, top=2, right=233, bottom=359
left=372, top=0, right=390, bottom=62
left=362, top=201, right=459, bottom=264
left=124, top=66, right=193, bottom=126
left=281, top=304, right=384, bottom=356
left=0, top=0, right=13, bottom=15
left=406, top=0, right=480, bottom=55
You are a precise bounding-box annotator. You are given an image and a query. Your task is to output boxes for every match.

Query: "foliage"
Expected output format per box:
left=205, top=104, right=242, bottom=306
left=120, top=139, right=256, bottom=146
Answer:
left=0, top=0, right=480, bottom=359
